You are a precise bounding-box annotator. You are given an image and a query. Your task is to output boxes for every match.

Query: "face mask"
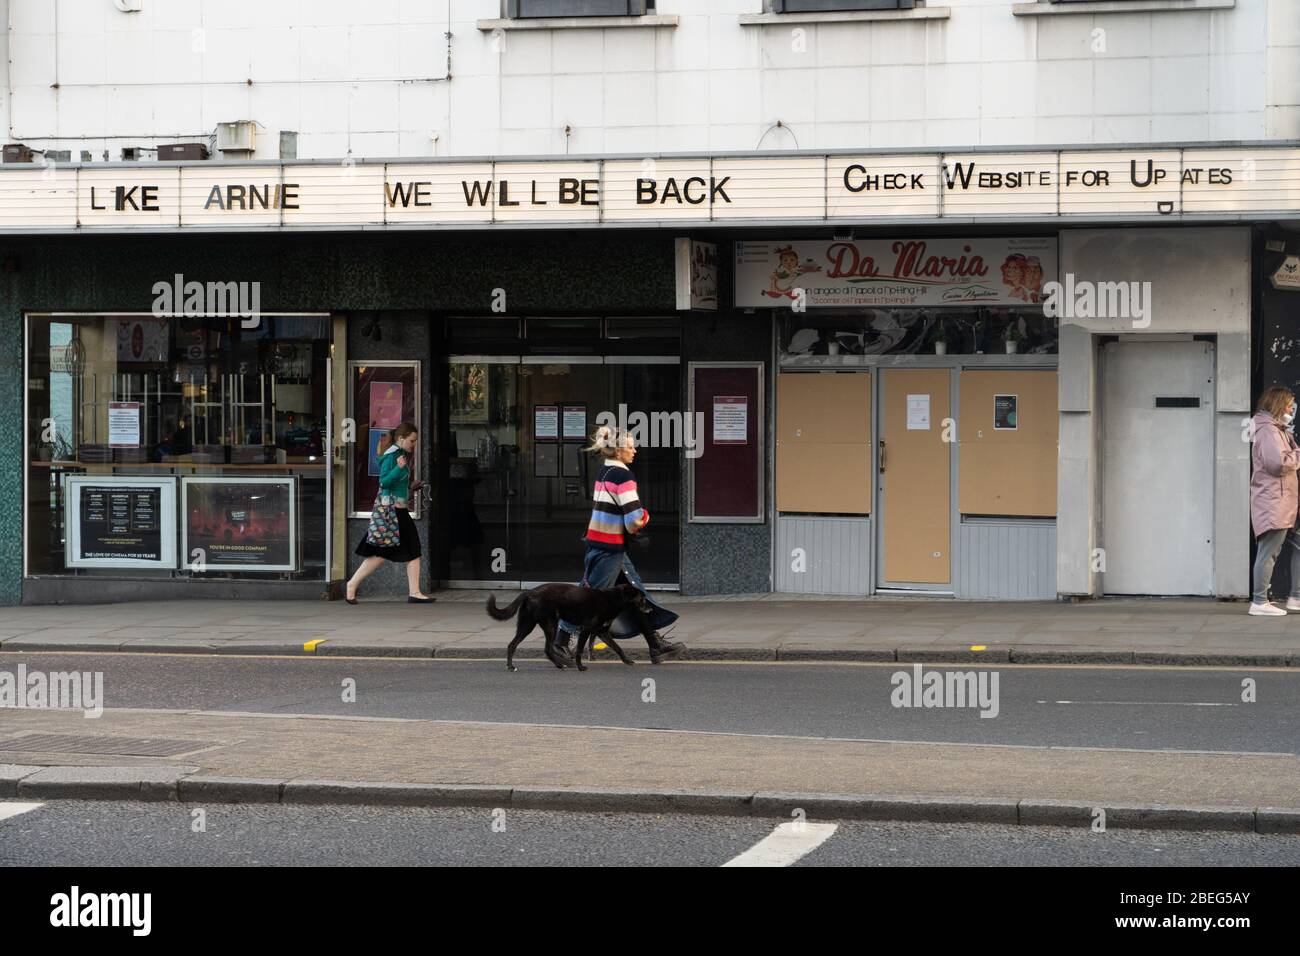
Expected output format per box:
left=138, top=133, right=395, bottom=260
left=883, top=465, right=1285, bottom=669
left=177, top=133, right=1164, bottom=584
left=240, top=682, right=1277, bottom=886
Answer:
left=1285, top=409, right=1296, bottom=425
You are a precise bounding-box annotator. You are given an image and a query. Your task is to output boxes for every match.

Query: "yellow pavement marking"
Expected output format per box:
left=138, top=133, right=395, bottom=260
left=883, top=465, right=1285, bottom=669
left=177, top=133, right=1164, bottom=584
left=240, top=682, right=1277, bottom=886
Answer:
left=304, top=639, right=326, bottom=652
left=593, top=642, right=608, bottom=651
left=970, top=645, right=987, bottom=651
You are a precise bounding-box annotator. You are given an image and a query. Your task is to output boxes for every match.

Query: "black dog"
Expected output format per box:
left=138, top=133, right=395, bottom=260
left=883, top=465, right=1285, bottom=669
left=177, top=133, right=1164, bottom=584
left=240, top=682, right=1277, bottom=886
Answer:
left=486, top=582, right=652, bottom=672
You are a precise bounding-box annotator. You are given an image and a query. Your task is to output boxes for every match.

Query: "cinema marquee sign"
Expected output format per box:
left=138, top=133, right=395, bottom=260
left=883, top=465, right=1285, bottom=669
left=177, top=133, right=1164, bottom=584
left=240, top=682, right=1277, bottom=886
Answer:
left=0, top=146, right=1296, bottom=231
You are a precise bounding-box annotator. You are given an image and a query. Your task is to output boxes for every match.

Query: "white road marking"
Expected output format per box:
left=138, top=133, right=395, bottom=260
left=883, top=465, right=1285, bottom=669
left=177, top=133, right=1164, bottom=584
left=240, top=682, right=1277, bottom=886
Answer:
left=723, top=822, right=838, bottom=868
left=1037, top=700, right=1236, bottom=707
left=0, top=802, right=44, bottom=822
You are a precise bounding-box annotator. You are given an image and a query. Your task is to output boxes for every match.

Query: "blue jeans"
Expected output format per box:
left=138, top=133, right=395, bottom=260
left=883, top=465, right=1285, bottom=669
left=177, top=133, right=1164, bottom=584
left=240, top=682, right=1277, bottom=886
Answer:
left=557, top=546, right=679, bottom=640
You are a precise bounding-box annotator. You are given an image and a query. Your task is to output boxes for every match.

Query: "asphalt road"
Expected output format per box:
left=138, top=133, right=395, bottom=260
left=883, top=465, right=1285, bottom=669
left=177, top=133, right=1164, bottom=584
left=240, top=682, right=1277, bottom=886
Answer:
left=2, top=800, right=1298, bottom=867
left=2, top=653, right=1296, bottom=754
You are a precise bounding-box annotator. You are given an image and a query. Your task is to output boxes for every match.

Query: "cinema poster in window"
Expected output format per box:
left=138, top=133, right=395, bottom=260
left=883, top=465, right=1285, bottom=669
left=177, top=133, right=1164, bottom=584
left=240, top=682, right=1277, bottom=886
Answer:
left=64, top=475, right=178, bottom=569
left=182, top=476, right=297, bottom=572
left=734, top=238, right=1058, bottom=308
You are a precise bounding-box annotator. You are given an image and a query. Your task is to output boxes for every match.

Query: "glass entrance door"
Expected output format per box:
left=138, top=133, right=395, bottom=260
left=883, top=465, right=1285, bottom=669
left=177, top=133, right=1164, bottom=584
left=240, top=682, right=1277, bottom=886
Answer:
left=518, top=357, right=606, bottom=583
left=446, top=357, right=521, bottom=584
left=444, top=354, right=681, bottom=588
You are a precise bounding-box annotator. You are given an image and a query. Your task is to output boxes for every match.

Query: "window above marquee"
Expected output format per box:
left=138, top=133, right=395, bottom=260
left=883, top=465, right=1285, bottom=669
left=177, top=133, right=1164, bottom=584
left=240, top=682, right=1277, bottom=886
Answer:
left=1013, top=0, right=1234, bottom=15
left=481, top=0, right=679, bottom=30
left=740, top=1, right=950, bottom=26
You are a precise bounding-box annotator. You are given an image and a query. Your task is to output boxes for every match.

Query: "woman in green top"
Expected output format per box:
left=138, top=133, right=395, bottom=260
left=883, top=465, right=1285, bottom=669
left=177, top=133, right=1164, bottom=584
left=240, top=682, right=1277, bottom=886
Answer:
left=346, top=422, right=435, bottom=604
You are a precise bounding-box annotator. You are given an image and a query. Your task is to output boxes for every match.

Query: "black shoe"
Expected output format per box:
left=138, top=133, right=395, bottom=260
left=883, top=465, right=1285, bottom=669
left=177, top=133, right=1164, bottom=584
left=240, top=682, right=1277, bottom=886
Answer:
left=554, top=637, right=575, bottom=661
left=407, top=595, right=436, bottom=604
left=648, top=632, right=686, bottom=663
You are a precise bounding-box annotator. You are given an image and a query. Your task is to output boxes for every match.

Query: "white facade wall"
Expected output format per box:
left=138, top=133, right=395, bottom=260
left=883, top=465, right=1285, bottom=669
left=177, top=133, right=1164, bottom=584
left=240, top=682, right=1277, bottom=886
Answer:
left=0, top=0, right=1294, bottom=164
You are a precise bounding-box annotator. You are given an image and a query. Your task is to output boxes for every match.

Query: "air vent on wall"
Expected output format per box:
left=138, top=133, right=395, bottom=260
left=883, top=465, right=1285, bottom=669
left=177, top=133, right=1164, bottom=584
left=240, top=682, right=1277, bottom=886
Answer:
left=215, top=121, right=256, bottom=154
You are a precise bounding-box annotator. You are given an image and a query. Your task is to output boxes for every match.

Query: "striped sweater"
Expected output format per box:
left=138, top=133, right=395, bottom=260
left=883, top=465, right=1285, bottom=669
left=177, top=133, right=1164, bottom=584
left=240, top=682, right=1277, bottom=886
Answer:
left=585, top=462, right=649, bottom=551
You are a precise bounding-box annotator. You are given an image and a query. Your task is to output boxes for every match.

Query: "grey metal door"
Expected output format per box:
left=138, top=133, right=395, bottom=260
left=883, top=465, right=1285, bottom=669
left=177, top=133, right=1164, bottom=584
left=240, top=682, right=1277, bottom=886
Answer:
left=1100, top=339, right=1215, bottom=595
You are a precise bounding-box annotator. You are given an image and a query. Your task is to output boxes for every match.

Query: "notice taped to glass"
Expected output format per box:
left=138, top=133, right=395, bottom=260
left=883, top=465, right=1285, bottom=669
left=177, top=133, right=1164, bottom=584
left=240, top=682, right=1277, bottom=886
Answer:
left=64, top=476, right=177, bottom=569
left=182, top=477, right=298, bottom=572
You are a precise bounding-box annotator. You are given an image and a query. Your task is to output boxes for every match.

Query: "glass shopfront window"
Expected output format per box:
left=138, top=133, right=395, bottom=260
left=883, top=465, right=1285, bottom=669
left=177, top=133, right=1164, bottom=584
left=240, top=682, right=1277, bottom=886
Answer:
left=779, top=306, right=1059, bottom=359
left=26, top=313, right=332, bottom=580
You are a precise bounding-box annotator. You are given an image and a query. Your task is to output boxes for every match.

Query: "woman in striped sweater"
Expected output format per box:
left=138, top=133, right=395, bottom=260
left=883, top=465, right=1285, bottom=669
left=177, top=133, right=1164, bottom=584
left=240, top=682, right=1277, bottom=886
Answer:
left=555, top=425, right=685, bottom=661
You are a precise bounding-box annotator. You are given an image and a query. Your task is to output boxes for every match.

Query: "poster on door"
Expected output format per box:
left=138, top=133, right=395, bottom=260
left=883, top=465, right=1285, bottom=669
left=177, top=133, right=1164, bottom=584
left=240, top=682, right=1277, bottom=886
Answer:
left=713, top=396, right=748, bottom=444
left=994, top=394, right=1018, bottom=430
left=562, top=405, right=587, bottom=440
left=534, top=405, right=559, bottom=441
left=907, top=394, right=931, bottom=430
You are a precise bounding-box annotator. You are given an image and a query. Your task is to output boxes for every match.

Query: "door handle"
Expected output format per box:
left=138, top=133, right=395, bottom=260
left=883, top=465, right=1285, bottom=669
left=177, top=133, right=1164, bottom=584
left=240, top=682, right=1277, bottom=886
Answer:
left=879, top=439, right=886, bottom=474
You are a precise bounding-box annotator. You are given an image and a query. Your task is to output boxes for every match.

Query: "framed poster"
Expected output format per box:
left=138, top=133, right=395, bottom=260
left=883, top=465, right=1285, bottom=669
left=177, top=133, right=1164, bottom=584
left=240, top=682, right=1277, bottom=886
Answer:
left=182, top=476, right=297, bottom=572
left=534, top=405, right=559, bottom=441
left=64, top=475, right=178, bottom=569
left=535, top=443, right=559, bottom=478
left=348, top=361, right=420, bottom=518
left=689, top=362, right=764, bottom=523
left=369, top=381, right=404, bottom=429
left=450, top=362, right=490, bottom=424
left=562, top=404, right=587, bottom=440
left=675, top=238, right=719, bottom=311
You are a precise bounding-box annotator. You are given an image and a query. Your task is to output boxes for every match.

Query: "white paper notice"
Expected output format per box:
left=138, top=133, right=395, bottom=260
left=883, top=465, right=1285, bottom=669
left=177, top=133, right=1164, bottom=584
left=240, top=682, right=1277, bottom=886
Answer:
left=906, top=394, right=931, bottom=430
left=108, top=402, right=141, bottom=447
left=713, top=396, right=748, bottom=444
left=534, top=405, right=559, bottom=440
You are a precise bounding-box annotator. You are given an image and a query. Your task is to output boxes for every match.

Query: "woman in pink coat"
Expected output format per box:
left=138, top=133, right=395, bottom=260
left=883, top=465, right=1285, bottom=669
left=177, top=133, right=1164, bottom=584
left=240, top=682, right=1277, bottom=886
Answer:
left=1249, top=385, right=1300, bottom=615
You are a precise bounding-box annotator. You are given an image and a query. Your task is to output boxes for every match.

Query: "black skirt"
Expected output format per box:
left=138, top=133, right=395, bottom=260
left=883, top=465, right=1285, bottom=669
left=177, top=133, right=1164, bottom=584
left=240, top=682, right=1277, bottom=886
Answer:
left=355, top=507, right=422, bottom=562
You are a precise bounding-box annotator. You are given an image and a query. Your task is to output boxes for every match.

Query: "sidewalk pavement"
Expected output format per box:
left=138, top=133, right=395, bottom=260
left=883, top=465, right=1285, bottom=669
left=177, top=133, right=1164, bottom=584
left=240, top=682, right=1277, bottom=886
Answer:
left=0, top=592, right=1297, bottom=666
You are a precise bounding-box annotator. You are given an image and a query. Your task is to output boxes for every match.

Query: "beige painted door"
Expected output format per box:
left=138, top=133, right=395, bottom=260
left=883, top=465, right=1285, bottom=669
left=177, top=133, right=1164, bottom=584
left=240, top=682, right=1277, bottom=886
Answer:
left=879, top=369, right=951, bottom=586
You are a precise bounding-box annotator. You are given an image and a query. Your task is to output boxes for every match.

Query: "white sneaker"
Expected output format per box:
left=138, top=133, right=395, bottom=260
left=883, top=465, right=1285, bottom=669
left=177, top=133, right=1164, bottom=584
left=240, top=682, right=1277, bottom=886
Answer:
left=1248, top=602, right=1287, bottom=616
left=1286, top=598, right=1300, bottom=611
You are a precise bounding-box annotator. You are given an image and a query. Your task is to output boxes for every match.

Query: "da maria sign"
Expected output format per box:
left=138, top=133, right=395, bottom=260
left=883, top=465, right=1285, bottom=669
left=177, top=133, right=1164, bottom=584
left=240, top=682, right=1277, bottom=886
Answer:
left=0, top=146, right=1296, bottom=232
left=734, top=238, right=1058, bottom=309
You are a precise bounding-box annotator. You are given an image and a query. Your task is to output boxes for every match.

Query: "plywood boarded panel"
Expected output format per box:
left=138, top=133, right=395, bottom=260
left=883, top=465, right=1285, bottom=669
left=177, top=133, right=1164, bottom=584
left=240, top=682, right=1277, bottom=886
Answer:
left=776, top=372, right=871, bottom=514
left=777, top=372, right=872, bottom=444
left=958, top=370, right=1058, bottom=517
left=776, top=442, right=872, bottom=514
